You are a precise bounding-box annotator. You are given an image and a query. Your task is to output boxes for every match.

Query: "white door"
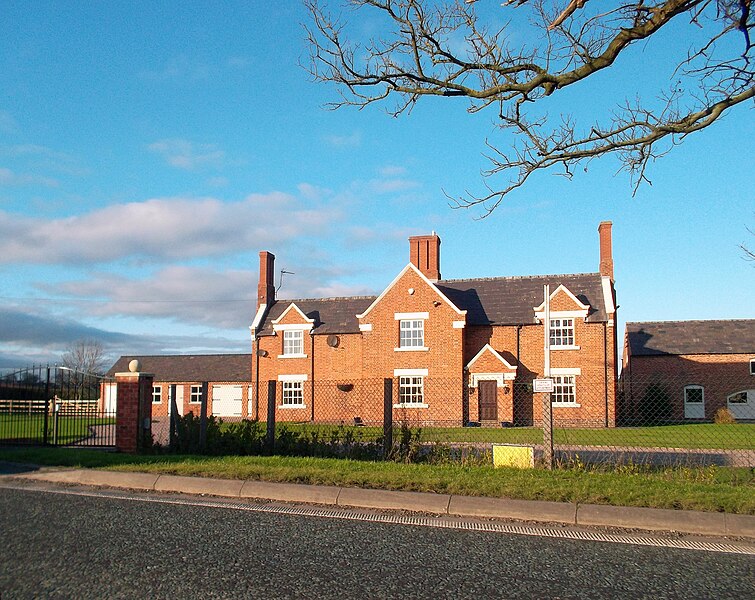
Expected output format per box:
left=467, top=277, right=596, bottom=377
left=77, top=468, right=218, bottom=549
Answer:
left=684, top=386, right=705, bottom=419
left=728, top=390, right=755, bottom=420
left=212, top=385, right=243, bottom=417
left=103, top=384, right=117, bottom=413
left=174, top=385, right=184, bottom=416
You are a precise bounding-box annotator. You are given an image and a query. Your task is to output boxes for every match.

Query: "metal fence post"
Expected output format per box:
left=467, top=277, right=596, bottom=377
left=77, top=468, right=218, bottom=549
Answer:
left=266, top=380, right=276, bottom=453
left=169, top=384, right=178, bottom=450
left=199, top=382, right=208, bottom=451
left=542, top=392, right=553, bottom=469
left=383, top=378, right=393, bottom=460
left=43, top=366, right=51, bottom=445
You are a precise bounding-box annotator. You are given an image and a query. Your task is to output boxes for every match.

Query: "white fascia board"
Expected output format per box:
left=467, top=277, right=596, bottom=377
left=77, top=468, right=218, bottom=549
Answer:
left=394, top=312, right=429, bottom=320
left=278, top=374, right=308, bottom=382
left=356, top=263, right=466, bottom=320
left=465, top=344, right=518, bottom=371
left=535, top=309, right=590, bottom=320
left=393, top=368, right=429, bottom=377
left=533, top=284, right=591, bottom=313
left=601, top=276, right=616, bottom=324
left=273, top=323, right=314, bottom=332
left=249, top=303, right=267, bottom=341
left=271, top=302, right=315, bottom=326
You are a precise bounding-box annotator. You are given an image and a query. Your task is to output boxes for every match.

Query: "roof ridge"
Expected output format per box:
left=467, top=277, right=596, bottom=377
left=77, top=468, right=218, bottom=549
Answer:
left=274, top=295, right=378, bottom=303
left=439, top=272, right=600, bottom=284
left=628, top=319, right=755, bottom=326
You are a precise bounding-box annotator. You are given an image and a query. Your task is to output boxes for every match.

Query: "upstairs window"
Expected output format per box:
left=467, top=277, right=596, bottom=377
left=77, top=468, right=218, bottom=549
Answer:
left=399, top=319, right=424, bottom=348
left=152, top=386, right=162, bottom=404
left=550, top=318, right=575, bottom=347
left=750, top=359, right=754, bottom=375
left=283, top=330, right=304, bottom=356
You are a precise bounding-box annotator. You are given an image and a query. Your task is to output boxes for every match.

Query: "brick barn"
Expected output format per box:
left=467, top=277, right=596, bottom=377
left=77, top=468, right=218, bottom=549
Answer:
left=620, top=320, right=755, bottom=423
left=250, top=222, right=618, bottom=428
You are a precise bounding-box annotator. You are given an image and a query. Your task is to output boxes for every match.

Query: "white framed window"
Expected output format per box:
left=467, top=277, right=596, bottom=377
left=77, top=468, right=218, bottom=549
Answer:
left=281, top=380, right=304, bottom=406
left=552, top=375, right=577, bottom=405
left=684, top=386, right=704, bottom=404
left=399, top=376, right=425, bottom=405
left=152, top=385, right=162, bottom=404
left=728, top=391, right=748, bottom=404
left=750, top=359, right=755, bottom=375
left=399, top=319, right=424, bottom=348
left=282, top=329, right=304, bottom=356
left=550, top=318, right=575, bottom=348
left=189, top=385, right=202, bottom=404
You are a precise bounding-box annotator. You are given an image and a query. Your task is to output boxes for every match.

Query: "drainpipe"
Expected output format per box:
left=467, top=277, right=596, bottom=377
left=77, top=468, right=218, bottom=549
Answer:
left=254, top=337, right=260, bottom=421
left=310, top=332, right=315, bottom=422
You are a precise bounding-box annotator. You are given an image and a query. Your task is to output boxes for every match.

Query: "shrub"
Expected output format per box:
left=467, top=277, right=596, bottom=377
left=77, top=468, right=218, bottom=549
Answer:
left=713, top=407, right=736, bottom=424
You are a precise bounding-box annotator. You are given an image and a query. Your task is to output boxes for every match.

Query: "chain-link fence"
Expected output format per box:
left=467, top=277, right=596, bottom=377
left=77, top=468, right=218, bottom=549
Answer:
left=159, top=372, right=753, bottom=467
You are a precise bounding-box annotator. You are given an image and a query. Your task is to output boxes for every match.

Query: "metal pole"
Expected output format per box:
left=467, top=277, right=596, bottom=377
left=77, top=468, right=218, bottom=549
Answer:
left=266, top=380, right=276, bottom=453
left=383, top=378, right=393, bottom=460
left=542, top=284, right=554, bottom=469
left=43, top=366, right=51, bottom=445
left=199, top=382, right=208, bottom=451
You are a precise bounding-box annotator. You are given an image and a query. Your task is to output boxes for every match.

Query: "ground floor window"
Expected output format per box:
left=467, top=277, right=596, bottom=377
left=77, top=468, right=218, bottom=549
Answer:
left=190, top=385, right=202, bottom=404
left=282, top=380, right=304, bottom=406
left=399, top=376, right=424, bottom=405
left=152, top=385, right=162, bottom=404
left=552, top=375, right=576, bottom=405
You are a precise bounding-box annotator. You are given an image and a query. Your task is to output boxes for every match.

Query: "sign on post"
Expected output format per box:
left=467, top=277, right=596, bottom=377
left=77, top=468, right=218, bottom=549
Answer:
left=533, top=378, right=554, bottom=393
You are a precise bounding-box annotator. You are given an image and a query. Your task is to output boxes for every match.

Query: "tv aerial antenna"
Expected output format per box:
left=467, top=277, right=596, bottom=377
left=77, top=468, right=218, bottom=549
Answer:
left=276, top=268, right=295, bottom=293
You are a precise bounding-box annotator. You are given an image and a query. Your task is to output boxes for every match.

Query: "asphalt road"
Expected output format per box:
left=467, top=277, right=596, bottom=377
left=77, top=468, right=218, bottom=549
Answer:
left=0, top=487, right=752, bottom=599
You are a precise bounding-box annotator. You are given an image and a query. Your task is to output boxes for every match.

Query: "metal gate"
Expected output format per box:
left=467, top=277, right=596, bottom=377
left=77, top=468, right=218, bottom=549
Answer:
left=0, top=365, right=116, bottom=447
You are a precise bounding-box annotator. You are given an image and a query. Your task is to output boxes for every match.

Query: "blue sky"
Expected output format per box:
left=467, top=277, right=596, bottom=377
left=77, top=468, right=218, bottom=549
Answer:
left=1, top=1, right=753, bottom=367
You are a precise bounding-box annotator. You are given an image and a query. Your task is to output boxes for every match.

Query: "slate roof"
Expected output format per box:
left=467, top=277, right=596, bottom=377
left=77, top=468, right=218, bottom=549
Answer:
left=256, top=272, right=611, bottom=335
left=106, top=354, right=251, bottom=382
left=626, top=320, right=755, bottom=356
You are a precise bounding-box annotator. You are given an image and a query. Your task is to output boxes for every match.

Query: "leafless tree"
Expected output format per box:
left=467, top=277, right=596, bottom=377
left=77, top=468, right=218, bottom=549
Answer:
left=61, top=339, right=108, bottom=376
left=305, top=0, right=754, bottom=215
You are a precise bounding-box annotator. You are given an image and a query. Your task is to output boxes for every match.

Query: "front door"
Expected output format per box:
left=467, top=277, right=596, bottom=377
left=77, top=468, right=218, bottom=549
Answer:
left=479, top=380, right=498, bottom=421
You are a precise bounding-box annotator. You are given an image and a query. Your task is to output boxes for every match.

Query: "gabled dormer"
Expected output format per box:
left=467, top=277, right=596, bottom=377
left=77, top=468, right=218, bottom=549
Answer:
left=534, top=284, right=591, bottom=350
left=272, top=303, right=314, bottom=359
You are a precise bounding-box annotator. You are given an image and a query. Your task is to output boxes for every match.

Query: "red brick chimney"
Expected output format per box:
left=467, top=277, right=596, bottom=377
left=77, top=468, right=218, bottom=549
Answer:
left=598, top=221, right=613, bottom=280
left=409, top=232, right=441, bottom=281
left=257, top=251, right=276, bottom=307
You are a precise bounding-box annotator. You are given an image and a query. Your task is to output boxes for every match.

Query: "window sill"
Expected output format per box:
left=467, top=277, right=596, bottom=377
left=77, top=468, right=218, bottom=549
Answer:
left=393, top=403, right=429, bottom=409
left=394, top=347, right=429, bottom=352
left=278, top=354, right=308, bottom=359
left=279, top=404, right=307, bottom=409
left=550, top=345, right=580, bottom=351
left=552, top=402, right=581, bottom=408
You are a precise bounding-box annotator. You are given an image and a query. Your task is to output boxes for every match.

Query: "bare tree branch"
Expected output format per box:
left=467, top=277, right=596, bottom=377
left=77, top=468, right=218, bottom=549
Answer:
left=304, top=0, right=755, bottom=214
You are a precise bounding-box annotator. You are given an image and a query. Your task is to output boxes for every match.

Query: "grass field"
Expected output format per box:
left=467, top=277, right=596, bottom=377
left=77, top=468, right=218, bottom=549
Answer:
left=1, top=447, right=753, bottom=514
left=268, top=422, right=755, bottom=450
left=0, top=413, right=115, bottom=445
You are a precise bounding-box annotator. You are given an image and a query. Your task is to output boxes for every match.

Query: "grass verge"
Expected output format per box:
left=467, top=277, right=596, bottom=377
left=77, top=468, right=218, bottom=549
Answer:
left=1, top=447, right=753, bottom=515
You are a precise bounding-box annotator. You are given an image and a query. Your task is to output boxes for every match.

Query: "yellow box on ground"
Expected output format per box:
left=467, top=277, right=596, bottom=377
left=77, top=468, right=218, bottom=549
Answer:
left=493, top=444, right=534, bottom=469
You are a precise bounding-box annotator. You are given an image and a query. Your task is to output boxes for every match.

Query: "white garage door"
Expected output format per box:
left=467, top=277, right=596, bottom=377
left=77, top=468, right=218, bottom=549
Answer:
left=212, top=385, right=243, bottom=417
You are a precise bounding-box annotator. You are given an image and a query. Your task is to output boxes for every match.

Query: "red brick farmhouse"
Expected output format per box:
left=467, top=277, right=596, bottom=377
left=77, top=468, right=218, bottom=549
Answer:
left=251, top=223, right=618, bottom=428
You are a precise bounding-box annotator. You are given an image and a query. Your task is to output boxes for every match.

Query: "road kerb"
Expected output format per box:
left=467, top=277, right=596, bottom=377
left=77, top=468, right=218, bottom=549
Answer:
left=12, top=469, right=84, bottom=485
left=449, top=495, right=577, bottom=525
left=154, top=474, right=244, bottom=497
left=577, top=503, right=728, bottom=536
left=79, top=470, right=160, bottom=491
left=724, top=513, right=755, bottom=539
left=337, top=487, right=451, bottom=513
left=240, top=480, right=341, bottom=505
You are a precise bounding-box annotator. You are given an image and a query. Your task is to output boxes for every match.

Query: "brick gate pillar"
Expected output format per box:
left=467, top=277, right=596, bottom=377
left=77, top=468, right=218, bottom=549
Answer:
left=115, top=360, right=153, bottom=453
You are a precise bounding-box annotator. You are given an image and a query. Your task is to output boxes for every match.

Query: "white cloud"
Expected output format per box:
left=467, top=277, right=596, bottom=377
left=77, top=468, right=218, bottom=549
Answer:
left=0, top=192, right=340, bottom=265
left=0, top=167, right=59, bottom=187
left=148, top=138, right=226, bottom=170
left=324, top=132, right=362, bottom=148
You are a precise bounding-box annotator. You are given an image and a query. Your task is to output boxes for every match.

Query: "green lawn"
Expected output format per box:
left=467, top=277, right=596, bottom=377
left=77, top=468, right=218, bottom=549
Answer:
left=271, top=422, right=755, bottom=450
left=1, top=447, right=753, bottom=514
left=0, top=413, right=114, bottom=445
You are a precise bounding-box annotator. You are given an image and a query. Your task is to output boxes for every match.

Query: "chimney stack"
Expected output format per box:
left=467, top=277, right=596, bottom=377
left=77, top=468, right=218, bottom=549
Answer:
left=257, top=251, right=276, bottom=308
left=598, top=221, right=613, bottom=280
left=409, top=232, right=441, bottom=281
